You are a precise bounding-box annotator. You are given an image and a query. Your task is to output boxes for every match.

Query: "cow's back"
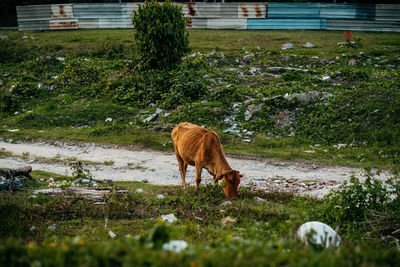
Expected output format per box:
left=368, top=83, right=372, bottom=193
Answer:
left=172, top=122, right=220, bottom=165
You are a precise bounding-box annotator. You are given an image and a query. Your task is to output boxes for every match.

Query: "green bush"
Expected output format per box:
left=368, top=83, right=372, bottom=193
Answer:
left=132, top=0, right=189, bottom=69
left=322, top=171, right=400, bottom=239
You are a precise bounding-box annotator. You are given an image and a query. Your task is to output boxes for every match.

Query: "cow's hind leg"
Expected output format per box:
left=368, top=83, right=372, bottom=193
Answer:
left=176, top=155, right=188, bottom=191
left=195, top=164, right=202, bottom=191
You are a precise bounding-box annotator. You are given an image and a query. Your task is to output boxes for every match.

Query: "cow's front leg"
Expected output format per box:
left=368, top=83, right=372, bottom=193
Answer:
left=195, top=164, right=202, bottom=191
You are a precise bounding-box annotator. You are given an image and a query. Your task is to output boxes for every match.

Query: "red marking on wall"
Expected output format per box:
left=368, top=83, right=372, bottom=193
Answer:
left=186, top=18, right=192, bottom=28
left=50, top=21, right=78, bottom=30
left=59, top=6, right=65, bottom=17
left=241, top=7, right=248, bottom=17
left=255, top=7, right=262, bottom=18
left=186, top=3, right=196, bottom=17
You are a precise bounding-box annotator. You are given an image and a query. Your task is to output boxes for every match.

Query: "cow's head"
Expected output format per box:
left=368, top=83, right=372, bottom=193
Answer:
left=215, top=170, right=242, bottom=200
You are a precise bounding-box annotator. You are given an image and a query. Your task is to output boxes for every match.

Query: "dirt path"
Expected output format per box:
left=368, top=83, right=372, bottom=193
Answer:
left=0, top=141, right=390, bottom=198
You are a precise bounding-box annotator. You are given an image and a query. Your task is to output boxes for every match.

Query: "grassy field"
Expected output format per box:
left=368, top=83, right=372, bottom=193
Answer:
left=1, top=29, right=400, bottom=169
left=1, top=28, right=400, bottom=265
left=0, top=169, right=399, bottom=266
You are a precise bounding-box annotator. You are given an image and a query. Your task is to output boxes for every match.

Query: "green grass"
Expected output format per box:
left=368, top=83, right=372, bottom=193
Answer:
left=0, top=170, right=399, bottom=266
left=1, top=29, right=400, bottom=171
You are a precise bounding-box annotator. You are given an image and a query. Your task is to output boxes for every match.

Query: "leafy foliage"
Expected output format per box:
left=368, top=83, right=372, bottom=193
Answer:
left=132, top=0, right=189, bottom=69
left=322, top=171, right=400, bottom=239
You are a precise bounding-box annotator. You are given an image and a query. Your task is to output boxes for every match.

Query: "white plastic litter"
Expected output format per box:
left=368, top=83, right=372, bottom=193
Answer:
left=297, top=221, right=341, bottom=248
left=157, top=194, right=165, bottom=199
left=221, top=201, right=232, bottom=206
left=303, top=42, right=315, bottom=48
left=136, top=188, right=143, bottom=193
left=108, top=231, right=116, bottom=239
left=162, top=240, right=188, bottom=253
left=105, top=118, right=113, bottom=122
left=282, top=43, right=293, bottom=50
left=161, top=213, right=178, bottom=223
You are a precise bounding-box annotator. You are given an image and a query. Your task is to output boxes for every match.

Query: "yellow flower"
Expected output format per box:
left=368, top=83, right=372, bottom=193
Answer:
left=49, top=242, right=57, bottom=247
left=78, top=239, right=85, bottom=245
left=27, top=242, right=35, bottom=249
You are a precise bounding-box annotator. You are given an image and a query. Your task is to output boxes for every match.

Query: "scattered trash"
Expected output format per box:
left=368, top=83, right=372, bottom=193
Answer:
left=136, top=188, right=143, bottom=193
left=221, top=200, right=232, bottom=206
left=281, top=43, right=293, bottom=50
left=333, top=144, right=347, bottom=149
left=254, top=196, right=266, bottom=202
left=297, top=221, right=341, bottom=248
left=348, top=58, right=356, bottom=66
left=161, top=214, right=178, bottom=223
left=249, top=67, right=260, bottom=75
left=0, top=35, right=9, bottom=40
left=108, top=230, right=116, bottom=239
left=242, top=53, right=254, bottom=62
left=56, top=57, right=65, bottom=61
left=221, top=216, right=236, bottom=227
left=162, top=240, right=188, bottom=253
left=47, top=224, right=57, bottom=230
left=105, top=118, right=112, bottom=122
left=157, top=194, right=165, bottom=199
left=303, top=42, right=315, bottom=48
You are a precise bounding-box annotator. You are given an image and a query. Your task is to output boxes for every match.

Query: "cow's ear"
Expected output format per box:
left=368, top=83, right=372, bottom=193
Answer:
left=239, top=174, right=243, bottom=178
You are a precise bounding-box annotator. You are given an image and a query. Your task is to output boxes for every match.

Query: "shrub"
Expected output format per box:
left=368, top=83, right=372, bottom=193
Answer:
left=322, top=170, right=400, bottom=239
left=132, top=0, right=189, bottom=69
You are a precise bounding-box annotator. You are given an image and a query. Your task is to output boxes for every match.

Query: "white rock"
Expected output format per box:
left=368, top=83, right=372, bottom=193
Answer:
left=108, top=230, right=116, bottom=238
left=297, top=221, right=341, bottom=248
left=136, top=188, right=143, bottom=193
left=157, top=194, right=165, bottom=199
left=162, top=240, right=188, bottom=253
left=161, top=213, right=178, bottom=223
left=282, top=43, right=293, bottom=50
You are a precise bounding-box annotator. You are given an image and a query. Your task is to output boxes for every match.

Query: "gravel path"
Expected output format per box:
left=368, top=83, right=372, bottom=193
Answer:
left=0, top=141, right=390, bottom=198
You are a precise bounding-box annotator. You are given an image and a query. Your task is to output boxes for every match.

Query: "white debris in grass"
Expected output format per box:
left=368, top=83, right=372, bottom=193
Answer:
left=162, top=240, right=188, bottom=253
left=297, top=221, right=341, bottom=248
left=157, top=194, right=165, bottom=199
left=105, top=118, right=113, bottom=122
left=108, top=231, right=116, bottom=239
left=136, top=188, right=143, bottom=193
left=161, top=214, right=178, bottom=223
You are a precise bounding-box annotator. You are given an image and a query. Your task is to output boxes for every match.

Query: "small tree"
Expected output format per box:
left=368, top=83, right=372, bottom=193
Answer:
left=132, top=0, right=189, bottom=69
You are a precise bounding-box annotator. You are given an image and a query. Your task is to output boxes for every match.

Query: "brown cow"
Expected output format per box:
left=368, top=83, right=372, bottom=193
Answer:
left=171, top=122, right=242, bottom=199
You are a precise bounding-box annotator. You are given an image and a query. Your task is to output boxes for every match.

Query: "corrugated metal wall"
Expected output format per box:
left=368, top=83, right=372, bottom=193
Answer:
left=16, top=2, right=400, bottom=32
